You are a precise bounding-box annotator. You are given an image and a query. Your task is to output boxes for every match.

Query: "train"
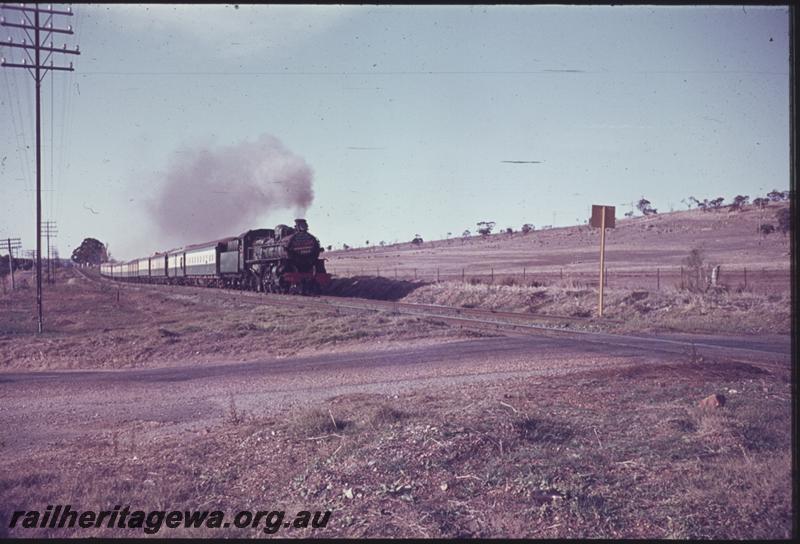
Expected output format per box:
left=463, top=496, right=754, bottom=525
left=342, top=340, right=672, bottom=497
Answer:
left=100, top=219, right=331, bottom=295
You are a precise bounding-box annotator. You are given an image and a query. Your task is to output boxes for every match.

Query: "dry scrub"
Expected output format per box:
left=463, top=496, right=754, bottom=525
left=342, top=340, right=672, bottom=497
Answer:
left=403, top=281, right=790, bottom=335
left=0, top=358, right=790, bottom=538
left=0, top=269, right=485, bottom=370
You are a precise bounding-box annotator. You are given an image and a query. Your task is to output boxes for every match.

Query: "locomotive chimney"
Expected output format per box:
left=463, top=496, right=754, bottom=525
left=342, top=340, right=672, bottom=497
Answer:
left=295, top=218, right=309, bottom=232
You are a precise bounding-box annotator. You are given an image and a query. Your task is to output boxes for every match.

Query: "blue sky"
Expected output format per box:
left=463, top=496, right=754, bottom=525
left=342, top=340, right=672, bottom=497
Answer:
left=0, top=4, right=790, bottom=260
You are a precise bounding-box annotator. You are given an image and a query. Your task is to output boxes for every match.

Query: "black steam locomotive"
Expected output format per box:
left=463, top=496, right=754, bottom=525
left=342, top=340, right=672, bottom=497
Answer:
left=100, top=219, right=331, bottom=295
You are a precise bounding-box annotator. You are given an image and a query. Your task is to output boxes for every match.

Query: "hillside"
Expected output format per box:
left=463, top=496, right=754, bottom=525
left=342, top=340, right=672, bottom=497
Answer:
left=324, top=203, right=790, bottom=291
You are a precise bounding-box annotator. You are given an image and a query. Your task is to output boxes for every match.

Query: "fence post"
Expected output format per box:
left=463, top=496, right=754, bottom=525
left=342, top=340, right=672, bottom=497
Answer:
left=680, top=266, right=684, bottom=289
left=437, top=268, right=440, bottom=283
left=657, top=268, right=660, bottom=290
left=744, top=266, right=747, bottom=289
left=462, top=268, right=465, bottom=283
left=523, top=267, right=526, bottom=281
left=491, top=267, right=494, bottom=283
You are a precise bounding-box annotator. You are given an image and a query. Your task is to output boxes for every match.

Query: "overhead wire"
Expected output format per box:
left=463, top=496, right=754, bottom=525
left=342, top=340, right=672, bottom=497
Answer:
left=3, top=56, right=33, bottom=192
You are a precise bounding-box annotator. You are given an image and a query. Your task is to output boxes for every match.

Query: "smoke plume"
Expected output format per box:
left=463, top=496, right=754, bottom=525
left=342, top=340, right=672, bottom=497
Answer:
left=148, top=134, right=314, bottom=245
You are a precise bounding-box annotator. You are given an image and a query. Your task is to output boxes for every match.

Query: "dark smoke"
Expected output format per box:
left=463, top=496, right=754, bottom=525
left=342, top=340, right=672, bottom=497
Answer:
left=148, top=134, right=314, bottom=244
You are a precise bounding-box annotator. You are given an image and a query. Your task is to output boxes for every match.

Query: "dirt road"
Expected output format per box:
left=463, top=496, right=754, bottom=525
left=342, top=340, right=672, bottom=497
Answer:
left=1, top=329, right=789, bottom=464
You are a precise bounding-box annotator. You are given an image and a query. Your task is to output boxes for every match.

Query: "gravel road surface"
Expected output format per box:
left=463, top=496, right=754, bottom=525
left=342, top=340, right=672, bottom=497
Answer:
left=0, top=330, right=789, bottom=464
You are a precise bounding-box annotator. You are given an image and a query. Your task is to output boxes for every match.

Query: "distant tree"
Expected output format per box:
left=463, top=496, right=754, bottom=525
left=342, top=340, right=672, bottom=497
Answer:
left=687, top=196, right=701, bottom=209
left=521, top=223, right=534, bottom=234
left=776, top=208, right=791, bottom=235
left=342, top=243, right=350, bottom=250
left=760, top=223, right=775, bottom=235
left=752, top=197, right=769, bottom=209
left=476, top=221, right=496, bottom=236
left=729, top=194, right=749, bottom=212
left=71, top=237, right=108, bottom=266
left=709, top=197, right=725, bottom=210
left=0, top=255, right=13, bottom=277
left=365, top=240, right=370, bottom=246
left=624, top=211, right=634, bottom=218
left=505, top=227, right=513, bottom=235
left=411, top=234, right=423, bottom=245
left=637, top=198, right=657, bottom=215
left=767, top=189, right=785, bottom=202
left=379, top=240, right=385, bottom=247
left=462, top=229, right=471, bottom=238
left=326, top=245, right=332, bottom=251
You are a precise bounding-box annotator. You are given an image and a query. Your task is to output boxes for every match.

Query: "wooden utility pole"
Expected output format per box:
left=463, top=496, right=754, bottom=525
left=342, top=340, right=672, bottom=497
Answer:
left=4, top=237, right=21, bottom=290
left=2, top=3, right=79, bottom=333
left=43, top=221, right=57, bottom=284
left=599, top=213, right=607, bottom=315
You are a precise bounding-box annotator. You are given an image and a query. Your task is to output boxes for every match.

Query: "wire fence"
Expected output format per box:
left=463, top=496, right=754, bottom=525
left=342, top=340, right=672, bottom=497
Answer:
left=326, top=264, right=791, bottom=294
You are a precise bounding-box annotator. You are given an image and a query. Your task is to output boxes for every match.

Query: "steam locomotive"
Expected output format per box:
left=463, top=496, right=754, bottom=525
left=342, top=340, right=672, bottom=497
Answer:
left=100, top=219, right=331, bottom=295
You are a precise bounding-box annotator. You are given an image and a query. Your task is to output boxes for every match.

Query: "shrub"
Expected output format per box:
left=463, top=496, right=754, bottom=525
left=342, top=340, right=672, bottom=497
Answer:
left=760, top=223, right=775, bottom=235
left=776, top=208, right=790, bottom=235
left=683, top=248, right=706, bottom=292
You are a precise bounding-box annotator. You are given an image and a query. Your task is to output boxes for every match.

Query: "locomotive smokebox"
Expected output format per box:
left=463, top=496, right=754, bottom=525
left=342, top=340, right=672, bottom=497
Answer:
left=295, top=218, right=309, bottom=232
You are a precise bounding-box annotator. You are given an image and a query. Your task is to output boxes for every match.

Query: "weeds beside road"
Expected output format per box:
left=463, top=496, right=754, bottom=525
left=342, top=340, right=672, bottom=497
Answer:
left=403, top=281, right=790, bottom=336
left=1, top=357, right=791, bottom=538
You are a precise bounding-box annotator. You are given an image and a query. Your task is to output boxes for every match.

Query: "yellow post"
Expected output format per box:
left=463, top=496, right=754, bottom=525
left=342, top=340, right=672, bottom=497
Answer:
left=598, top=207, right=606, bottom=317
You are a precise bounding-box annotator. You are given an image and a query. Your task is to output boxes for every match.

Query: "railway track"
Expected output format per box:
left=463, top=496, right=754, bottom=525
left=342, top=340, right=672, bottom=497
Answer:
left=76, top=267, right=791, bottom=372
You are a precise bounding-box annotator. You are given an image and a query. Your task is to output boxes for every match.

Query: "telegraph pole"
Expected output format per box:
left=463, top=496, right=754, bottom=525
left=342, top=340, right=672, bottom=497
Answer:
left=1, top=3, right=79, bottom=333
left=4, top=237, right=22, bottom=290
left=43, top=220, right=57, bottom=283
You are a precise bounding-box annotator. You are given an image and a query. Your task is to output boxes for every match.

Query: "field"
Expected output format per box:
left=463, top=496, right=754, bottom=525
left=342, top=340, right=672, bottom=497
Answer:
left=0, top=202, right=793, bottom=539
left=324, top=203, right=791, bottom=293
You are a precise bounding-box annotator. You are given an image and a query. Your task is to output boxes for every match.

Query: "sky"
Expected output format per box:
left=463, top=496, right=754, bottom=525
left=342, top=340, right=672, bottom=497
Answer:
left=0, top=4, right=791, bottom=261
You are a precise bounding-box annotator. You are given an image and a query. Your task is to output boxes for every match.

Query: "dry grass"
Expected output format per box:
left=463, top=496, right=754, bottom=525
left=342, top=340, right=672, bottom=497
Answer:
left=1, top=357, right=791, bottom=538
left=402, top=281, right=790, bottom=334
left=0, top=269, right=486, bottom=370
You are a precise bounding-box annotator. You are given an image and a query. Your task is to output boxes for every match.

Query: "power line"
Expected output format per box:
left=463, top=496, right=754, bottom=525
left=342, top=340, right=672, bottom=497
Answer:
left=2, top=3, right=80, bottom=334
left=75, top=69, right=791, bottom=77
